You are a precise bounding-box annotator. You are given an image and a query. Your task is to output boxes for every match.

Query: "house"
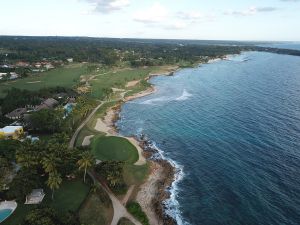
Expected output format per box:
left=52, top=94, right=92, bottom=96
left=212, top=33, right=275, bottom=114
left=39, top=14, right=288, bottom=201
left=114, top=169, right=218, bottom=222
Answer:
left=0, top=72, right=7, bottom=79
left=9, top=72, right=19, bottom=80
left=0, top=126, right=24, bottom=140
left=67, top=58, right=73, bottom=63
left=35, top=98, right=58, bottom=111
left=25, top=189, right=45, bottom=204
left=35, top=63, right=42, bottom=68
left=15, top=62, right=30, bottom=67
left=45, top=63, right=54, bottom=70
left=5, top=108, right=27, bottom=120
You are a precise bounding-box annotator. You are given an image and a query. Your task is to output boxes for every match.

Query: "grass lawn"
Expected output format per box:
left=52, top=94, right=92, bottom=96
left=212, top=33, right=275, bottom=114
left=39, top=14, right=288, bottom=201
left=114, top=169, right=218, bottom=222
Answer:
left=79, top=187, right=113, bottom=225
left=118, top=217, right=135, bottom=225
left=123, top=163, right=149, bottom=186
left=44, top=179, right=90, bottom=212
left=91, top=136, right=138, bottom=164
left=2, top=179, right=90, bottom=225
left=0, top=64, right=88, bottom=97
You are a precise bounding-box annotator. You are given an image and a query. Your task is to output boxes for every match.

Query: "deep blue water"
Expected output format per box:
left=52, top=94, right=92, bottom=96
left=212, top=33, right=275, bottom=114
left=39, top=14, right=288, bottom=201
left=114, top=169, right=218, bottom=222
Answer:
left=117, top=51, right=300, bottom=225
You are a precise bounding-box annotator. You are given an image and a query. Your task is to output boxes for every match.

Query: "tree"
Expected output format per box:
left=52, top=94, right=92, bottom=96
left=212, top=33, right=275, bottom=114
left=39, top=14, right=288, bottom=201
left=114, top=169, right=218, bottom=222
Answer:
left=16, top=140, right=41, bottom=169
left=77, top=151, right=95, bottom=183
left=7, top=169, right=42, bottom=202
left=29, top=109, right=65, bottom=133
left=42, top=154, right=59, bottom=174
left=47, top=172, right=62, bottom=200
left=0, top=157, right=12, bottom=191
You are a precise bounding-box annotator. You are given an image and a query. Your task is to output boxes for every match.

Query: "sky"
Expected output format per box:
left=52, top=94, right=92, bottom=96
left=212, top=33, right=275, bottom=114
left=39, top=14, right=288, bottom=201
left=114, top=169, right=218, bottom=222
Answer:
left=0, top=0, right=300, bottom=41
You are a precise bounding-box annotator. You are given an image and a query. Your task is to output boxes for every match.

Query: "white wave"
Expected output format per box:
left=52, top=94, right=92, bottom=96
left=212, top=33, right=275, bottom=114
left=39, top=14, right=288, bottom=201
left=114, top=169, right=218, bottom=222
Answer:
left=140, top=96, right=173, bottom=105
left=175, top=89, right=193, bottom=101
left=149, top=141, right=191, bottom=225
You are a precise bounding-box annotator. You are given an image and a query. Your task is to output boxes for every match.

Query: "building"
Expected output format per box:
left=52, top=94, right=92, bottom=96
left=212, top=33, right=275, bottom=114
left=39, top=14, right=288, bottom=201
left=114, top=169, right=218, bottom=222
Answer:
left=15, top=62, right=30, bottom=67
left=45, top=63, right=54, bottom=70
left=5, top=108, right=27, bottom=120
left=9, top=72, right=19, bottom=80
left=67, top=58, right=73, bottom=63
left=25, top=189, right=45, bottom=204
left=35, top=98, right=59, bottom=111
left=0, top=72, right=7, bottom=79
left=0, top=126, right=24, bottom=139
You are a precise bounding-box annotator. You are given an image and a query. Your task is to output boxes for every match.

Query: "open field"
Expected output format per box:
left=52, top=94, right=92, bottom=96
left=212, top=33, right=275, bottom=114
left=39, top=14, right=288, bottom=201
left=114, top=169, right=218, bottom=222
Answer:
left=0, top=64, right=88, bottom=97
left=2, top=180, right=90, bottom=225
left=91, top=136, right=139, bottom=164
left=79, top=187, right=113, bottom=225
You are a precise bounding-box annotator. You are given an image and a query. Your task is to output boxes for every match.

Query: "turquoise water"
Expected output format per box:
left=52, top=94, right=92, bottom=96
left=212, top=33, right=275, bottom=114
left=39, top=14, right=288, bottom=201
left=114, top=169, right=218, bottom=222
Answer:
left=0, top=209, right=13, bottom=223
left=117, top=51, right=300, bottom=225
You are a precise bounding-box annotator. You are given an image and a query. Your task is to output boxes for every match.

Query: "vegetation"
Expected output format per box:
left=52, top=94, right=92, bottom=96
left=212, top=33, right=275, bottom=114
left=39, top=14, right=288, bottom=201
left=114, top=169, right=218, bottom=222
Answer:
left=29, top=109, right=65, bottom=133
left=95, top=161, right=127, bottom=194
left=118, top=218, right=135, bottom=225
left=79, top=186, right=113, bottom=225
left=126, top=201, right=149, bottom=225
left=91, top=136, right=139, bottom=163
left=3, top=180, right=90, bottom=225
left=0, top=65, right=87, bottom=97
left=77, top=151, right=95, bottom=183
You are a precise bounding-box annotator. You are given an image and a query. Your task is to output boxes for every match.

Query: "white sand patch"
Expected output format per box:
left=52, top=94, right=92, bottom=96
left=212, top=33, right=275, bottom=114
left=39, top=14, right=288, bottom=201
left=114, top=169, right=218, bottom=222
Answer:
left=126, top=137, right=146, bottom=166
left=94, top=118, right=111, bottom=134
left=82, top=135, right=94, bottom=146
left=126, top=80, right=140, bottom=88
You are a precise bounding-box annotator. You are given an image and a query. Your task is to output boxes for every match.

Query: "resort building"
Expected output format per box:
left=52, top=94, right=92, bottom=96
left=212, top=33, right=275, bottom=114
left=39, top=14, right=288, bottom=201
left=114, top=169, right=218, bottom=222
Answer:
left=5, top=108, right=27, bottom=120
left=25, top=189, right=45, bottom=204
left=0, top=126, right=24, bottom=140
left=35, top=98, right=58, bottom=111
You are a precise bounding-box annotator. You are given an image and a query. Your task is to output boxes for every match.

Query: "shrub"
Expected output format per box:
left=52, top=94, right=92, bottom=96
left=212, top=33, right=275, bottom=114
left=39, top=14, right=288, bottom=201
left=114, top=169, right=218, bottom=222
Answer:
left=126, top=202, right=149, bottom=225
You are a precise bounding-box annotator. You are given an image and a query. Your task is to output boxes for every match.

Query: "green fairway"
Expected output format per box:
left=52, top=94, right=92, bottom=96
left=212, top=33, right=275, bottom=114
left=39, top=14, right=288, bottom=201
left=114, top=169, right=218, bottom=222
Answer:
left=89, top=67, right=159, bottom=99
left=91, top=136, right=138, bottom=163
left=0, top=64, right=88, bottom=97
left=2, top=180, right=90, bottom=225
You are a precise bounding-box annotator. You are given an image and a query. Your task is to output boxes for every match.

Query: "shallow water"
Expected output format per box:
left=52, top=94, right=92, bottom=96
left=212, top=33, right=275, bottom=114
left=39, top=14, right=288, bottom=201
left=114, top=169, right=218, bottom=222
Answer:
left=117, top=51, right=300, bottom=225
left=0, top=209, right=13, bottom=223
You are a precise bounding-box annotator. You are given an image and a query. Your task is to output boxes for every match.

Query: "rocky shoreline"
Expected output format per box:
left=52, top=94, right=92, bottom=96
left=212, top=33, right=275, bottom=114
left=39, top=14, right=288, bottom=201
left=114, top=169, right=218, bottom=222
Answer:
left=107, top=66, right=179, bottom=225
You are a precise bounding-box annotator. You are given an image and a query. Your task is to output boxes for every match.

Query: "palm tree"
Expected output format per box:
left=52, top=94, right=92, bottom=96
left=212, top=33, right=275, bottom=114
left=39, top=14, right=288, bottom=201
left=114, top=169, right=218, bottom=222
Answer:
left=77, top=151, right=95, bottom=183
left=47, top=172, right=62, bottom=200
left=41, top=154, right=58, bottom=174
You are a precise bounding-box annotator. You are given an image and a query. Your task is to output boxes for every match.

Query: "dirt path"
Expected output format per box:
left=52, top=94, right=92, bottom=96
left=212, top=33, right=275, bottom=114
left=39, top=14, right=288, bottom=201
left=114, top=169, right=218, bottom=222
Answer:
left=89, top=172, right=142, bottom=225
left=122, top=185, right=135, bottom=205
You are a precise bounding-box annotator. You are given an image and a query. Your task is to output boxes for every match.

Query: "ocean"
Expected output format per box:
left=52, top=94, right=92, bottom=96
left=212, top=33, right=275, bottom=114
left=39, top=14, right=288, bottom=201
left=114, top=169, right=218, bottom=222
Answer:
left=116, top=49, right=300, bottom=225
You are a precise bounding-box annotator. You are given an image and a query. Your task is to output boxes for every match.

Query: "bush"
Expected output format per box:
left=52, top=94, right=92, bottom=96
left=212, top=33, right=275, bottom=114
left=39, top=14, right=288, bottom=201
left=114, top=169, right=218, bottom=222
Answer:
left=126, top=202, right=149, bottom=225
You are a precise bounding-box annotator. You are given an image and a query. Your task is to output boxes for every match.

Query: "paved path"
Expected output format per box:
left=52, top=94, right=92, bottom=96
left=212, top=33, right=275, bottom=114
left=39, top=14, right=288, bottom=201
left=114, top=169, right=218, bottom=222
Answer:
left=89, top=172, right=142, bottom=225
left=69, top=101, right=105, bottom=148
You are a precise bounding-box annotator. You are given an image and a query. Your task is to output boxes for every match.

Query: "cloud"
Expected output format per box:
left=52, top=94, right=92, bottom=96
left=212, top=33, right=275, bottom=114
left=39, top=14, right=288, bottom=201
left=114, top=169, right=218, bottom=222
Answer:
left=176, top=11, right=216, bottom=23
left=280, top=0, right=300, bottom=2
left=133, top=3, right=168, bottom=23
left=164, top=21, right=187, bottom=30
left=224, top=6, right=277, bottom=16
left=85, top=0, right=130, bottom=14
